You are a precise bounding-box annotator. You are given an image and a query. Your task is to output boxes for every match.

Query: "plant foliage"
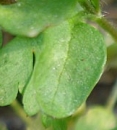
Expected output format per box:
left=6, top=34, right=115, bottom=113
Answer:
left=0, top=0, right=114, bottom=130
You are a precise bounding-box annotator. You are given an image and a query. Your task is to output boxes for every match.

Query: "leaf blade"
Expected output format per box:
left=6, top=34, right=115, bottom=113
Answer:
left=0, top=0, right=78, bottom=37
left=0, top=35, right=41, bottom=105
left=23, top=22, right=106, bottom=118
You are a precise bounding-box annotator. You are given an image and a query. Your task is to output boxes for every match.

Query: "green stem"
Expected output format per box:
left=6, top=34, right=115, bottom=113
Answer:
left=79, top=1, right=117, bottom=42
left=106, top=80, right=117, bottom=110
left=78, top=0, right=97, bottom=14
left=10, top=100, right=46, bottom=130
left=10, top=100, right=32, bottom=126
left=96, top=17, right=117, bottom=42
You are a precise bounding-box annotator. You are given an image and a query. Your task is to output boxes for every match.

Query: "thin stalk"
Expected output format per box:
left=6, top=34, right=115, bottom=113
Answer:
left=96, top=17, right=117, bottom=42
left=10, top=100, right=32, bottom=126
left=79, top=1, right=117, bottom=42
left=10, top=100, right=46, bottom=130
left=106, top=80, right=117, bottom=110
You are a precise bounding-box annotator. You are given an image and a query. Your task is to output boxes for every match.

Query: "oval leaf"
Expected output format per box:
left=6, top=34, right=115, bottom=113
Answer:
left=23, top=22, right=71, bottom=115
left=0, top=0, right=78, bottom=37
left=23, top=22, right=106, bottom=118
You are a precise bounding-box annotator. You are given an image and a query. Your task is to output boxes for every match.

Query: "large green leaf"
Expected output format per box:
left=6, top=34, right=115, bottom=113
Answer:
left=0, top=36, right=41, bottom=106
left=23, top=21, right=106, bottom=118
left=0, top=0, right=78, bottom=37
left=23, top=21, right=71, bottom=115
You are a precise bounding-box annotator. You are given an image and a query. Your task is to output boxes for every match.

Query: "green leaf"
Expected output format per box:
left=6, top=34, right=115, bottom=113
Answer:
left=23, top=21, right=71, bottom=116
left=75, top=106, right=116, bottom=130
left=23, top=71, right=40, bottom=115
left=0, top=36, right=41, bottom=106
left=23, top=21, right=106, bottom=118
left=42, top=114, right=67, bottom=130
left=0, top=0, right=78, bottom=37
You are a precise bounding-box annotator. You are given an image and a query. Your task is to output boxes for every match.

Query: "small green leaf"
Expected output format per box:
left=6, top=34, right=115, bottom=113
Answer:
left=42, top=114, right=67, bottom=130
left=23, top=21, right=106, bottom=118
left=75, top=106, right=116, bottom=130
left=0, top=36, right=41, bottom=106
left=0, top=0, right=78, bottom=37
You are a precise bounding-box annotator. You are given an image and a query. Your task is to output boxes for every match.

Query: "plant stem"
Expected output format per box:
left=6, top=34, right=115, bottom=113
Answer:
left=79, top=1, right=117, bottom=42
left=106, top=80, right=117, bottom=110
left=10, top=100, right=46, bottom=130
left=10, top=100, right=32, bottom=126
left=96, top=17, right=117, bottom=42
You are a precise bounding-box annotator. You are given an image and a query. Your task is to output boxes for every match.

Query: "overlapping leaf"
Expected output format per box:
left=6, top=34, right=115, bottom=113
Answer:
left=0, top=0, right=78, bottom=37
left=23, top=21, right=71, bottom=115
left=23, top=21, right=106, bottom=118
left=0, top=36, right=41, bottom=106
